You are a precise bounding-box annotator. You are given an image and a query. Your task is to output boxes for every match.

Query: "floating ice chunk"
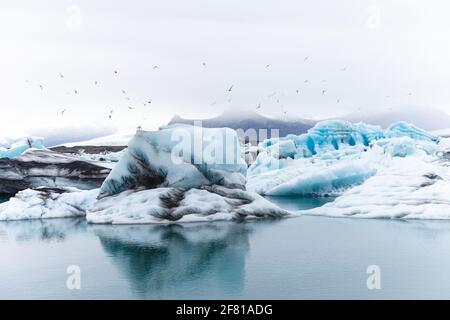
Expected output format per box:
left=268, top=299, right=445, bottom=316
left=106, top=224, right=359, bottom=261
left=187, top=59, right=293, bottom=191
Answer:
left=0, top=149, right=111, bottom=194
left=301, top=156, right=450, bottom=219
left=385, top=121, right=440, bottom=143
left=98, top=125, right=247, bottom=198
left=0, top=188, right=98, bottom=221
left=247, top=156, right=377, bottom=196
left=87, top=185, right=288, bottom=224
left=0, top=137, right=46, bottom=159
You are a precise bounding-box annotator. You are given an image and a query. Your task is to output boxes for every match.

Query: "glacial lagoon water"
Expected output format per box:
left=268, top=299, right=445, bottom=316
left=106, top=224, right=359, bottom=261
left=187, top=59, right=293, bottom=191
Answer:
left=2, top=197, right=450, bottom=299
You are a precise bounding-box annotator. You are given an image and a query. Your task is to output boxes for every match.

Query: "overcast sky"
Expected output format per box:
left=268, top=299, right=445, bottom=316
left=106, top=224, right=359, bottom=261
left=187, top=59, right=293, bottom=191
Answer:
left=1, top=0, right=450, bottom=140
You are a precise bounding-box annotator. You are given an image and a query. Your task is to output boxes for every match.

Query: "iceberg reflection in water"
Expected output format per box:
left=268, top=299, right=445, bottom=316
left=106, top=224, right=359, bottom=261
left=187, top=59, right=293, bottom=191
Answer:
left=4, top=200, right=450, bottom=299
left=92, top=222, right=252, bottom=299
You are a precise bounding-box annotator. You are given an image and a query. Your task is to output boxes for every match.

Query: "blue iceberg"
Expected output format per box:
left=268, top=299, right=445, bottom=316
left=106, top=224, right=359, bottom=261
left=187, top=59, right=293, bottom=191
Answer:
left=247, top=120, right=441, bottom=196
left=385, top=121, right=440, bottom=143
left=0, top=137, right=46, bottom=159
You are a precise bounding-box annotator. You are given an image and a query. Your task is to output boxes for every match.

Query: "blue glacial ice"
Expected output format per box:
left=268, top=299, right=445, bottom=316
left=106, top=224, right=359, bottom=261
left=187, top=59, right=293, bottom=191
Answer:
left=385, top=121, right=440, bottom=142
left=247, top=120, right=441, bottom=196
left=0, top=137, right=46, bottom=159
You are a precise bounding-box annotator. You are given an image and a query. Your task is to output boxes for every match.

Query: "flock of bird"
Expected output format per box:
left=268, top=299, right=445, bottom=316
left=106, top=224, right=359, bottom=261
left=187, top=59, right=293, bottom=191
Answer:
left=32, top=67, right=158, bottom=119
left=29, top=56, right=413, bottom=121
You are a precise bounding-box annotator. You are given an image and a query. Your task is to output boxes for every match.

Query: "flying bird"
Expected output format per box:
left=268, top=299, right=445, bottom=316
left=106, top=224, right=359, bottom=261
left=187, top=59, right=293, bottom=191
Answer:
left=39, top=84, right=44, bottom=90
left=202, top=62, right=207, bottom=67
left=59, top=72, right=64, bottom=79
left=265, top=64, right=271, bottom=68
left=114, top=70, right=118, bottom=74
left=94, top=81, right=98, bottom=86
left=256, top=103, right=261, bottom=109
left=322, top=90, right=326, bottom=95
left=61, top=109, right=66, bottom=115
left=74, top=89, right=78, bottom=94
left=296, top=89, right=300, bottom=94
left=153, top=65, right=159, bottom=69
left=304, top=80, right=309, bottom=83
left=304, top=56, right=310, bottom=62
left=228, top=85, right=234, bottom=92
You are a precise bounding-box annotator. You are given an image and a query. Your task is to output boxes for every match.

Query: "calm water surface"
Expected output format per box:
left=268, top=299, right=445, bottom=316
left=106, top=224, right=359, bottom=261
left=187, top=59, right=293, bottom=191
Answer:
left=2, top=197, right=450, bottom=299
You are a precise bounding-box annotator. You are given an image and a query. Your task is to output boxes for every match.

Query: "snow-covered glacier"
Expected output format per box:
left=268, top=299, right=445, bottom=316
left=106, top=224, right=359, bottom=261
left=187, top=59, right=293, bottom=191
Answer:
left=87, top=125, right=288, bottom=223
left=247, top=120, right=441, bottom=197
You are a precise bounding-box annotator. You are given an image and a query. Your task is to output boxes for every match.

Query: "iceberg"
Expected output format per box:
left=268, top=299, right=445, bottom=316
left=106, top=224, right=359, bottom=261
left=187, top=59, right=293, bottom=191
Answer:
left=98, top=125, right=247, bottom=199
left=0, top=126, right=289, bottom=223
left=87, top=185, right=287, bottom=224
left=247, top=120, right=441, bottom=196
left=247, top=156, right=377, bottom=196
left=385, top=121, right=440, bottom=143
left=301, top=155, right=450, bottom=219
left=0, top=187, right=98, bottom=221
left=87, top=125, right=289, bottom=224
left=0, top=149, right=111, bottom=194
left=0, top=137, right=46, bottom=159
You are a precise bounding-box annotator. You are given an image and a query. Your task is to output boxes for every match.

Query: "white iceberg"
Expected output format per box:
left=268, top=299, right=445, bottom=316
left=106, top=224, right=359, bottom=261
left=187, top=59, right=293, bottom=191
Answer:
left=0, top=187, right=98, bottom=221
left=0, top=125, right=289, bottom=223
left=98, top=125, right=247, bottom=199
left=301, top=155, right=450, bottom=219
left=87, top=125, right=289, bottom=224
left=87, top=185, right=287, bottom=224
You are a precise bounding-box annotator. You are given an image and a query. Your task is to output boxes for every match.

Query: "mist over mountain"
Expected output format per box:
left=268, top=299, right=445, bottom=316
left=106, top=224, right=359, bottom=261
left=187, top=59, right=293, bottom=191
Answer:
left=341, top=106, right=450, bottom=130
left=168, top=106, right=450, bottom=142
left=168, top=110, right=316, bottom=141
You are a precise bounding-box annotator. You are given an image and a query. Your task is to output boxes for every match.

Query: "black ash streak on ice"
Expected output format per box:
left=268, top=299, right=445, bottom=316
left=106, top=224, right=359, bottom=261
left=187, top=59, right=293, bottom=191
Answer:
left=0, top=149, right=110, bottom=194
